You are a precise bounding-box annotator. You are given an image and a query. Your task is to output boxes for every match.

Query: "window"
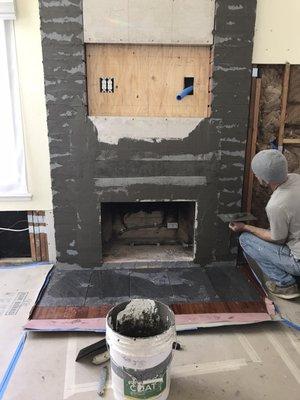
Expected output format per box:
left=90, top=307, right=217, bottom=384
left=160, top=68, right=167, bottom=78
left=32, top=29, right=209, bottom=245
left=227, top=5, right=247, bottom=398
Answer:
left=0, top=4, right=30, bottom=199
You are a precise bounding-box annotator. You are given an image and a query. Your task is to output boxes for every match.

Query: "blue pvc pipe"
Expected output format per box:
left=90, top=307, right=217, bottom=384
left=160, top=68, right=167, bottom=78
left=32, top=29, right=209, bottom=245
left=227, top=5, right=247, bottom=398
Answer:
left=176, top=85, right=193, bottom=100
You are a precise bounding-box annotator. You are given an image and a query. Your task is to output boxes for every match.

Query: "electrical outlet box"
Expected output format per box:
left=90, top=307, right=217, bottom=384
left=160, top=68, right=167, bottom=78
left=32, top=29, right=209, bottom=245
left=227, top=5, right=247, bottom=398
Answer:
left=100, top=77, right=114, bottom=93
left=184, top=77, right=194, bottom=95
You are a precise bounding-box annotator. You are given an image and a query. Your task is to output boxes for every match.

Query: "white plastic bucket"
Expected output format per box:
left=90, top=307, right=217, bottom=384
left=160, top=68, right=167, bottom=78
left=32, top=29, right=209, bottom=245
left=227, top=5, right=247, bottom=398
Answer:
left=106, top=299, right=176, bottom=400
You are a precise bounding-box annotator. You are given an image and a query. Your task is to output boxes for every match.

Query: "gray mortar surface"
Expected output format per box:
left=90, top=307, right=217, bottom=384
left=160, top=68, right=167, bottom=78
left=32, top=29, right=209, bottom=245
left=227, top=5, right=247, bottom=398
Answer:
left=39, top=0, right=257, bottom=267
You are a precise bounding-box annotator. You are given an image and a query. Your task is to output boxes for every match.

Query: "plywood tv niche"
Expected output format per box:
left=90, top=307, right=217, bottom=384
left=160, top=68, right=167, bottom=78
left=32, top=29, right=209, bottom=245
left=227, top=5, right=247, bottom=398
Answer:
left=86, top=44, right=211, bottom=118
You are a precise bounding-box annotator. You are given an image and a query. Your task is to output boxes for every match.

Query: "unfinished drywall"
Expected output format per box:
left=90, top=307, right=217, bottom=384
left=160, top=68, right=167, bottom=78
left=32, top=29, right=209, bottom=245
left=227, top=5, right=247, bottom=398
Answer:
left=40, top=0, right=257, bottom=267
left=253, top=0, right=300, bottom=64
left=83, top=0, right=215, bottom=45
left=0, top=0, right=52, bottom=211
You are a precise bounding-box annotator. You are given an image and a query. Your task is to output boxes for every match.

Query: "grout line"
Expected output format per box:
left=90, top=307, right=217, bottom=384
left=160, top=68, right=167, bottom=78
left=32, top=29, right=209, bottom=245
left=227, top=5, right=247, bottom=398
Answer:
left=166, top=269, right=176, bottom=303
left=129, top=269, right=132, bottom=299
left=83, top=269, right=94, bottom=306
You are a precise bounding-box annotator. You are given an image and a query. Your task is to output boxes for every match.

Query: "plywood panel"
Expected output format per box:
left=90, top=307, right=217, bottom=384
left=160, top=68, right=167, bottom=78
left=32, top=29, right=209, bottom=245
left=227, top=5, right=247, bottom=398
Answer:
left=83, top=0, right=215, bottom=45
left=86, top=44, right=211, bottom=117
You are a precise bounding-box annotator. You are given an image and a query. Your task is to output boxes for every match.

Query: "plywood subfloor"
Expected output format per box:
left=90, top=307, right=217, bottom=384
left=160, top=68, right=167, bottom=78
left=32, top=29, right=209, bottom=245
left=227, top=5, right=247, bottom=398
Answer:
left=26, top=263, right=275, bottom=331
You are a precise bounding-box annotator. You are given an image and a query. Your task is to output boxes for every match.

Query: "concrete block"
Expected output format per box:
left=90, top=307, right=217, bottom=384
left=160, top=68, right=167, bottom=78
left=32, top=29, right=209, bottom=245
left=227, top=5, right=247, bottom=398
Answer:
left=39, top=1, right=82, bottom=19
left=213, top=104, right=250, bottom=120
left=42, top=43, right=84, bottom=59
left=215, top=0, right=257, bottom=18
left=214, top=33, right=253, bottom=48
left=214, top=14, right=256, bottom=36
left=213, top=44, right=253, bottom=67
left=43, top=58, right=85, bottom=79
left=212, top=69, right=251, bottom=95
left=95, top=160, right=211, bottom=179
left=46, top=104, right=84, bottom=120
left=41, top=19, right=83, bottom=36
left=41, top=32, right=83, bottom=47
left=213, top=89, right=250, bottom=106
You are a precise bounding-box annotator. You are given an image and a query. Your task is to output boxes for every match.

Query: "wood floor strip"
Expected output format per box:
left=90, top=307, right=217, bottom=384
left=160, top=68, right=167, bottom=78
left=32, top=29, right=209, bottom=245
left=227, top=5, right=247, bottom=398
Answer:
left=31, top=299, right=268, bottom=320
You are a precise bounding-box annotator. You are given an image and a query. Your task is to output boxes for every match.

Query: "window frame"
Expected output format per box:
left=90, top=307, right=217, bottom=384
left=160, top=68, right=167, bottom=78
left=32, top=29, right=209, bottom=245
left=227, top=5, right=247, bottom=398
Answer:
left=0, top=16, right=31, bottom=200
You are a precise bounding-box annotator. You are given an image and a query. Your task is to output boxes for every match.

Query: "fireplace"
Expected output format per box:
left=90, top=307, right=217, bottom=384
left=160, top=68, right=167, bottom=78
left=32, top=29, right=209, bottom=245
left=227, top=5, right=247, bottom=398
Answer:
left=101, top=202, right=196, bottom=262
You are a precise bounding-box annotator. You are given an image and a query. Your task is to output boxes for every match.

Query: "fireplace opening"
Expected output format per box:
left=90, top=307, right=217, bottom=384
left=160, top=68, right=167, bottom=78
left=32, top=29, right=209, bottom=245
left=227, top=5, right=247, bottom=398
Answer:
left=101, top=201, right=195, bottom=262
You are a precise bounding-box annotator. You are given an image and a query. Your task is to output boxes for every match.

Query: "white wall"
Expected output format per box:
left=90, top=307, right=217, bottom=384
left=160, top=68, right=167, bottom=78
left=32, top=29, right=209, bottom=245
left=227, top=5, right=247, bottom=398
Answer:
left=0, top=0, right=53, bottom=211
left=253, top=0, right=300, bottom=64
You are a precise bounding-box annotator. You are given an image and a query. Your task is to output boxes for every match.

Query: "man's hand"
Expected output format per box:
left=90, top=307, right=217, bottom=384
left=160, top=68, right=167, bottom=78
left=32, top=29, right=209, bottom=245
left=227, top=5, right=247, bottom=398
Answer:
left=229, top=222, right=246, bottom=232
left=229, top=223, right=275, bottom=242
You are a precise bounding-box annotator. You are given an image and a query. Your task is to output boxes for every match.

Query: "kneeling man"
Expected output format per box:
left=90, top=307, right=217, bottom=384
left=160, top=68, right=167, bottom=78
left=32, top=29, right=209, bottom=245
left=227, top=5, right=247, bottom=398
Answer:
left=230, top=149, right=300, bottom=299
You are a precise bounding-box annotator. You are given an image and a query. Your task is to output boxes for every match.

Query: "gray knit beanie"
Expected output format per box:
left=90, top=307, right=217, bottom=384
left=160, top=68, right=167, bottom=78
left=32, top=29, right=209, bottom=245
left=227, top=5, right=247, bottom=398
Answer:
left=251, top=149, right=288, bottom=183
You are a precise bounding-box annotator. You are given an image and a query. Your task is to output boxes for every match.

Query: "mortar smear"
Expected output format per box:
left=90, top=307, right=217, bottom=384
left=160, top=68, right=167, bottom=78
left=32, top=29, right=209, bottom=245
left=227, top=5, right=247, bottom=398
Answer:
left=115, top=299, right=165, bottom=338
left=117, top=299, right=157, bottom=324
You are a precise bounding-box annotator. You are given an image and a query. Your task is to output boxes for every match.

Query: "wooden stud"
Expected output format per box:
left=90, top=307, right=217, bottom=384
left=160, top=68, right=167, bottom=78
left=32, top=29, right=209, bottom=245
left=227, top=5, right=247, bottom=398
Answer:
left=33, top=211, right=41, bottom=261
left=278, top=63, right=291, bottom=151
left=283, top=138, right=300, bottom=144
left=28, top=211, right=36, bottom=261
left=242, top=76, right=256, bottom=211
left=243, top=77, right=262, bottom=213
left=38, top=211, right=48, bottom=261
left=207, top=46, right=213, bottom=118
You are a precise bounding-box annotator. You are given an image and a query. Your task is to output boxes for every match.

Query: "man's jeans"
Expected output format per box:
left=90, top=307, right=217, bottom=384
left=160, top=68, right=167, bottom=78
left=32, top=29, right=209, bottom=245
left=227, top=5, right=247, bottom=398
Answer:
left=239, top=232, right=300, bottom=287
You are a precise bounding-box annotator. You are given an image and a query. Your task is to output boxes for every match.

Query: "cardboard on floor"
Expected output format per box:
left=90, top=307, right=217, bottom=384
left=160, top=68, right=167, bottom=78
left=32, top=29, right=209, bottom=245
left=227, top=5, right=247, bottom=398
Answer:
left=2, top=324, right=300, bottom=400
left=0, top=263, right=53, bottom=395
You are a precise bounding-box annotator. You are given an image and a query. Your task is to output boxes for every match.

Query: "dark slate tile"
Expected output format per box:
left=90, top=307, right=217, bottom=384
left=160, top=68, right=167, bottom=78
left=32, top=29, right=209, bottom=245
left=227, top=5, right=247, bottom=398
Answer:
left=85, top=269, right=132, bottom=306
left=39, top=268, right=92, bottom=307
left=129, top=270, right=172, bottom=302
left=85, top=270, right=102, bottom=299
left=101, top=269, right=130, bottom=299
left=205, top=265, right=261, bottom=302
left=168, top=267, right=219, bottom=302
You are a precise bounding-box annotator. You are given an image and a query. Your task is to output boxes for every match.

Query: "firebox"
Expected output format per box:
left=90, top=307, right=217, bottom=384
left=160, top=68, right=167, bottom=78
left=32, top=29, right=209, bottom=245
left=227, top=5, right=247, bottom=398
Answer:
left=101, top=202, right=195, bottom=262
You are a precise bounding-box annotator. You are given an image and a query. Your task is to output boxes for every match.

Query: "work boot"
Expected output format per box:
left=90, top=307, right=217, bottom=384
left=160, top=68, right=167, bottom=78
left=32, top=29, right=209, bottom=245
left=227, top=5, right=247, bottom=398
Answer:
left=265, top=281, right=300, bottom=300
